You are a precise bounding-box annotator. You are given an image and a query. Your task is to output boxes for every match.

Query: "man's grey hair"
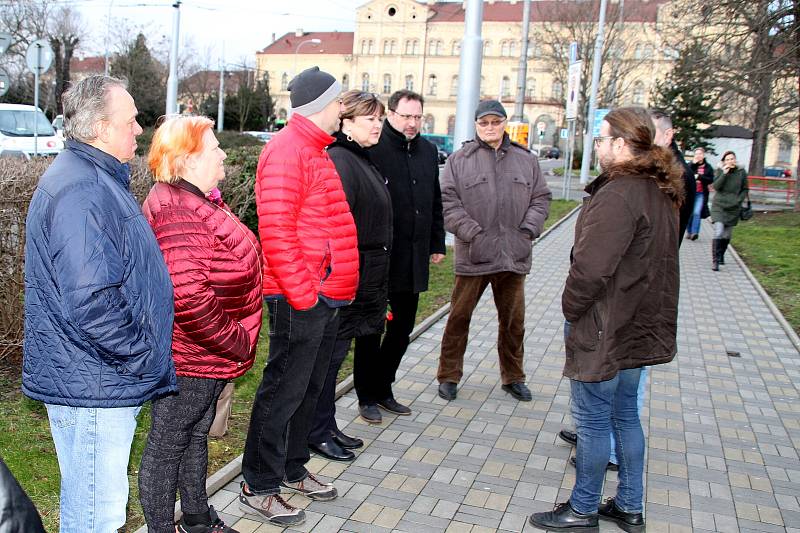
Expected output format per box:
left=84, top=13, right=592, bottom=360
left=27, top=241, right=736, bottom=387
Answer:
left=62, top=75, right=128, bottom=143
left=648, top=108, right=673, bottom=132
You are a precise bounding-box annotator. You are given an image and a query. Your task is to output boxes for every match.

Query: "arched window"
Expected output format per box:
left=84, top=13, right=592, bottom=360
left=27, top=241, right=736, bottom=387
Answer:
left=509, top=40, right=517, bottom=57
left=427, top=74, right=437, bottom=96
left=405, top=39, right=419, bottom=55
left=383, top=73, right=392, bottom=94
left=361, top=73, right=370, bottom=92
left=501, top=40, right=510, bottom=56
left=501, top=76, right=511, bottom=97
left=280, top=72, right=289, bottom=91
left=428, top=39, right=441, bottom=56
left=361, top=39, right=368, bottom=54
left=451, top=40, right=461, bottom=56
left=405, top=74, right=414, bottom=91
left=483, top=40, right=491, bottom=57
left=552, top=80, right=563, bottom=100
left=632, top=81, right=645, bottom=104
left=450, top=75, right=459, bottom=96
left=447, top=115, right=456, bottom=136
left=342, top=74, right=349, bottom=91
left=422, top=114, right=434, bottom=134
left=367, top=39, right=375, bottom=54
left=383, top=39, right=395, bottom=55
left=526, top=77, right=535, bottom=99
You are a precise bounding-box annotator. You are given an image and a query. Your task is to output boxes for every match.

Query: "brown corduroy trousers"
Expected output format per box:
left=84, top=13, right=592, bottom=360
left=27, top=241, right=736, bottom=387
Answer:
left=437, top=272, right=526, bottom=385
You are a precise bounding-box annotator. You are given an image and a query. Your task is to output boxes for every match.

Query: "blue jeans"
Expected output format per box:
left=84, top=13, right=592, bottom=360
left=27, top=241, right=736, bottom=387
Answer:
left=570, top=368, right=645, bottom=515
left=609, top=366, right=648, bottom=464
left=688, top=191, right=705, bottom=235
left=46, top=404, right=141, bottom=533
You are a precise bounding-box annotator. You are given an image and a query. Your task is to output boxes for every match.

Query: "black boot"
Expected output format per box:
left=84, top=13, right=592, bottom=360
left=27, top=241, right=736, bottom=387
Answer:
left=718, top=238, right=730, bottom=265
left=711, top=239, right=720, bottom=271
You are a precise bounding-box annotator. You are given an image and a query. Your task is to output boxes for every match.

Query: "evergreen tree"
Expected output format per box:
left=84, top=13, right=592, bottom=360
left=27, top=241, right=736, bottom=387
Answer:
left=652, top=42, right=718, bottom=152
left=110, top=33, right=166, bottom=127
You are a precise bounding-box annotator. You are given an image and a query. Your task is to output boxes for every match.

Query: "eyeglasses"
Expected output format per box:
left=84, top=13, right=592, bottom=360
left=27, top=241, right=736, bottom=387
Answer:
left=476, top=118, right=507, bottom=128
left=593, top=135, right=617, bottom=146
left=389, top=110, right=423, bottom=122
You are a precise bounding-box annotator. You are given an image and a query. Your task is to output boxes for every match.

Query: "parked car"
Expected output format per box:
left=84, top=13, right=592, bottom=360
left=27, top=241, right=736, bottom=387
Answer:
left=243, top=131, right=274, bottom=143
left=764, top=165, right=791, bottom=178
left=0, top=104, right=64, bottom=157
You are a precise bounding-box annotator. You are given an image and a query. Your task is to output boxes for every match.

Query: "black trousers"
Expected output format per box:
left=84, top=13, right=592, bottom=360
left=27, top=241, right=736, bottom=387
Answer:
left=139, top=376, right=227, bottom=533
left=354, top=291, right=419, bottom=404
left=309, top=337, right=351, bottom=444
left=242, top=299, right=339, bottom=494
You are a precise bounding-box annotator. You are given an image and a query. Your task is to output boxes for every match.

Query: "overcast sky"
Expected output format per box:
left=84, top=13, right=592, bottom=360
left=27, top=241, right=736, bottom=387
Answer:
left=74, top=0, right=365, bottom=66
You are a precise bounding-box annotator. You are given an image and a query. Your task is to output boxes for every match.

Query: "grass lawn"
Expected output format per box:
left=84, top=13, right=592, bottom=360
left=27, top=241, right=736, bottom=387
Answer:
left=731, top=210, right=800, bottom=335
left=0, top=198, right=577, bottom=532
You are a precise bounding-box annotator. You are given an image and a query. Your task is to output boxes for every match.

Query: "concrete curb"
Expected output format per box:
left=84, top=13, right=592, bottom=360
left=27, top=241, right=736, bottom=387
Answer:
left=134, top=204, right=583, bottom=531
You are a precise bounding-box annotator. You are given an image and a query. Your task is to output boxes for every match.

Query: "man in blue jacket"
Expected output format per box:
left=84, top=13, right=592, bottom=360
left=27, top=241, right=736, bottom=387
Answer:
left=23, top=75, right=176, bottom=533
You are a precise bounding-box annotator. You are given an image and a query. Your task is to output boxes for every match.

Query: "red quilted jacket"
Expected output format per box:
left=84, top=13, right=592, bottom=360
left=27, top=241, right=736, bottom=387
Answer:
left=143, top=181, right=262, bottom=379
left=255, top=114, right=359, bottom=310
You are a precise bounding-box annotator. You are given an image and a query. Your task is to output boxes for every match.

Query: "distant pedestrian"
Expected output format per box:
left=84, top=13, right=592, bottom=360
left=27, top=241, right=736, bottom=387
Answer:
left=139, top=116, right=262, bottom=533
left=22, top=75, right=176, bottom=533
left=239, top=67, right=358, bottom=527
left=309, top=90, right=392, bottom=461
left=437, top=100, right=551, bottom=402
left=530, top=107, right=682, bottom=532
left=687, top=147, right=714, bottom=240
left=710, top=150, right=748, bottom=271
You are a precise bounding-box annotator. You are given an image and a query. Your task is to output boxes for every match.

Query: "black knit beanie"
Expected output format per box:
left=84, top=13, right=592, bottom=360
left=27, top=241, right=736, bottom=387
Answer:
left=288, top=66, right=342, bottom=117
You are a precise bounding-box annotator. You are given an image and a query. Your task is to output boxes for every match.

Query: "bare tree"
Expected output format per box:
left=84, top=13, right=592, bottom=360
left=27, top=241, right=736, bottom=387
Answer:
left=49, top=6, right=85, bottom=114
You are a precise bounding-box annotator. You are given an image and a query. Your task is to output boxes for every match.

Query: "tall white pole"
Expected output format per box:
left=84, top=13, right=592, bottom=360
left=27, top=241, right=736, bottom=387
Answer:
left=579, top=0, right=608, bottom=184
left=33, top=46, right=40, bottom=157
left=165, top=1, right=181, bottom=116
left=103, top=0, right=114, bottom=76
left=513, top=0, right=531, bottom=122
left=453, top=0, right=484, bottom=150
left=217, top=43, right=225, bottom=132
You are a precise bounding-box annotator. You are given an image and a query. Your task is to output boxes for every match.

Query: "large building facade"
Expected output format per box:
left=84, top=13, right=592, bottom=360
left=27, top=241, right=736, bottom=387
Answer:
left=255, top=0, right=796, bottom=165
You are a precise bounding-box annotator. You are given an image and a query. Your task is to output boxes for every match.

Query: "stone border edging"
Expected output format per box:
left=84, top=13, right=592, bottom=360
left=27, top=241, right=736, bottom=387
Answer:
left=134, top=203, right=583, bottom=531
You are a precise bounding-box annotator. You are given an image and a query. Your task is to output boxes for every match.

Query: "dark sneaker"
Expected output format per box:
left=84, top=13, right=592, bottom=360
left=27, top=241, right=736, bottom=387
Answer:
left=438, top=382, right=457, bottom=401
left=359, top=403, right=382, bottom=424
left=238, top=482, right=305, bottom=526
left=529, top=501, right=599, bottom=530
left=281, top=473, right=338, bottom=501
left=569, top=456, right=619, bottom=472
left=558, top=429, right=577, bottom=446
left=598, top=498, right=645, bottom=532
left=177, top=506, right=238, bottom=532
left=377, top=397, right=411, bottom=415
left=501, top=382, right=532, bottom=401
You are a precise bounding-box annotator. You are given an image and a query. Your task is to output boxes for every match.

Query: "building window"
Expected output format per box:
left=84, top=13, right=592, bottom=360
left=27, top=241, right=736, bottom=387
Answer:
left=361, top=73, right=370, bottom=91
left=361, top=39, right=368, bottom=54
left=552, top=80, right=563, bottom=100
left=777, top=135, right=793, bottom=162
left=405, top=74, right=414, bottom=91
left=428, top=39, right=442, bottom=56
left=451, top=40, right=461, bottom=56
left=405, top=39, right=418, bottom=55
left=501, top=40, right=510, bottom=57
left=483, top=40, right=491, bottom=57
left=280, top=72, right=289, bottom=91
left=427, top=74, right=437, bottom=96
left=383, top=39, right=396, bottom=55
left=501, top=76, right=511, bottom=98
left=383, top=73, right=392, bottom=94
left=526, top=77, right=535, bottom=99
left=342, top=74, right=349, bottom=91
left=422, top=114, right=434, bottom=134
left=480, top=76, right=486, bottom=96
left=632, top=81, right=645, bottom=105
left=447, top=115, right=456, bottom=136
left=450, top=75, right=459, bottom=96
left=509, top=40, right=517, bottom=57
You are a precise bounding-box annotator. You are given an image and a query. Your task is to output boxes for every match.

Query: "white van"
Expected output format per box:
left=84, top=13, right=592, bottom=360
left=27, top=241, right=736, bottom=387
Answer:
left=0, top=104, right=64, bottom=157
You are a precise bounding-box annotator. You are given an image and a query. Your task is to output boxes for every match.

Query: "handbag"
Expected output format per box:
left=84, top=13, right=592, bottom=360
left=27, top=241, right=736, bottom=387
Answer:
left=739, top=192, right=753, bottom=221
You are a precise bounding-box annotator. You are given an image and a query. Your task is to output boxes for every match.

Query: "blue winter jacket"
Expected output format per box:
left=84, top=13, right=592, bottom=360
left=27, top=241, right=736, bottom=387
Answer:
left=22, top=140, right=176, bottom=407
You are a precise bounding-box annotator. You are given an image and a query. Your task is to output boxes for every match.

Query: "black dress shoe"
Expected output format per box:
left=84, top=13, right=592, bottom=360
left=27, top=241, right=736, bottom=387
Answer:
left=598, top=498, right=645, bottom=532
left=377, top=397, right=411, bottom=415
left=332, top=428, right=363, bottom=449
left=309, top=439, right=354, bottom=462
left=438, top=382, right=457, bottom=401
left=558, top=429, right=577, bottom=446
left=359, top=403, right=382, bottom=424
left=529, top=501, right=599, bottom=530
left=501, top=382, right=532, bottom=401
left=569, top=456, right=619, bottom=472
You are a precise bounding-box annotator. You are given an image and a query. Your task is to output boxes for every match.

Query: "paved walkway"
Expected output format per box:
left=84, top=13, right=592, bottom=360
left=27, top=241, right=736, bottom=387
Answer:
left=208, top=210, right=800, bottom=533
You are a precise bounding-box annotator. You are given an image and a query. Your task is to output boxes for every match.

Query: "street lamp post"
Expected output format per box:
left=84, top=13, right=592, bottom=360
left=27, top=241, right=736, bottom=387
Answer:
left=293, top=38, right=321, bottom=77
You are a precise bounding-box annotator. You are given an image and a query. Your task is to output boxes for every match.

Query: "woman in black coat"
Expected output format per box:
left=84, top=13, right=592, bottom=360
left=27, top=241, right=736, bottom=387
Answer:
left=308, top=91, right=393, bottom=461
left=687, top=147, right=714, bottom=240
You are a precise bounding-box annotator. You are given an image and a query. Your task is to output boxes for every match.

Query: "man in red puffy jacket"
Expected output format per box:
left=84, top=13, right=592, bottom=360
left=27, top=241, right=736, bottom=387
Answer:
left=239, top=67, right=358, bottom=527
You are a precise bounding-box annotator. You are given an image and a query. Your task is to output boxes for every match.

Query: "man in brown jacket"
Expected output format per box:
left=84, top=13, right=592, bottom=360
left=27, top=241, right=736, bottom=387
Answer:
left=437, top=100, right=551, bottom=402
left=530, top=107, right=682, bottom=532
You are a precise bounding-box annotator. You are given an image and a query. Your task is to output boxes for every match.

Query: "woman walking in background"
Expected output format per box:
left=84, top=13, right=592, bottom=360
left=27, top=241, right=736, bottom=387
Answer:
left=139, top=116, right=262, bottom=533
left=687, top=147, right=714, bottom=240
left=308, top=90, right=393, bottom=461
left=710, top=150, right=748, bottom=271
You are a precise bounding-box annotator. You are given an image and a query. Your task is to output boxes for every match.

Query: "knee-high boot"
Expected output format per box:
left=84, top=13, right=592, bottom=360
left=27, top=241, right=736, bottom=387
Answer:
left=711, top=239, right=720, bottom=271
left=718, top=238, right=730, bottom=265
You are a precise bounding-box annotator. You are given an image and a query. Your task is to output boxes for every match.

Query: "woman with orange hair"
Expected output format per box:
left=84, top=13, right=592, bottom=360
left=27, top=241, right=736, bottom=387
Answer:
left=138, top=116, right=262, bottom=533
